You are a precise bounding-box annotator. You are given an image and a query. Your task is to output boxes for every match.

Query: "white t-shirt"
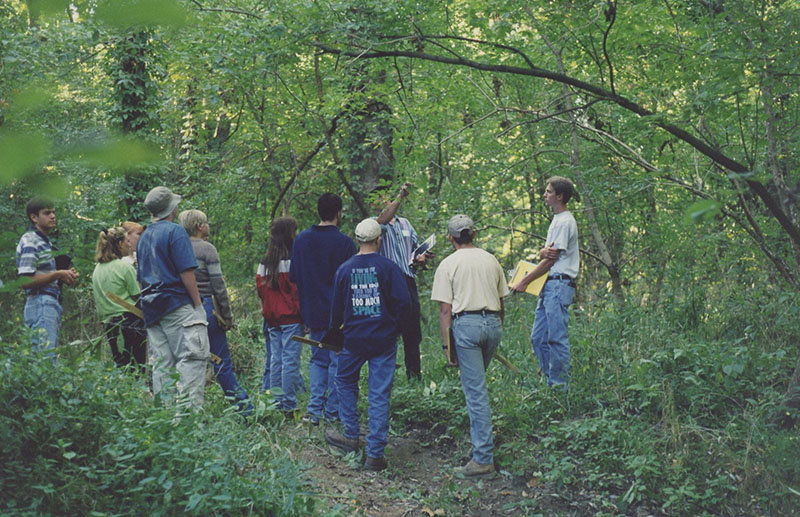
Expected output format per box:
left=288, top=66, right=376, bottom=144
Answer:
left=431, top=247, right=509, bottom=314
left=547, top=211, right=579, bottom=279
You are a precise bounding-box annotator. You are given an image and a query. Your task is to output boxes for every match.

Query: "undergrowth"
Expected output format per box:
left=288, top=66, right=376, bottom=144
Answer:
left=2, top=281, right=799, bottom=515
left=391, top=288, right=800, bottom=515
left=0, top=334, right=315, bottom=516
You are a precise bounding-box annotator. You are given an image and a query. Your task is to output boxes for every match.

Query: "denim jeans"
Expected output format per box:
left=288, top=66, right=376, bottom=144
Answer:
left=147, top=304, right=209, bottom=408
left=261, top=320, right=272, bottom=392
left=307, top=328, right=339, bottom=420
left=268, top=323, right=303, bottom=411
left=452, top=313, right=501, bottom=465
left=204, top=298, right=252, bottom=415
left=530, top=278, right=575, bottom=388
left=336, top=345, right=397, bottom=459
left=24, top=293, right=61, bottom=353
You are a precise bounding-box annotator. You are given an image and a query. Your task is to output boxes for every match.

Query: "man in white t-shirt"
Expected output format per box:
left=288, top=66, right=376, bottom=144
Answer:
left=432, top=214, right=509, bottom=477
left=511, top=176, right=579, bottom=390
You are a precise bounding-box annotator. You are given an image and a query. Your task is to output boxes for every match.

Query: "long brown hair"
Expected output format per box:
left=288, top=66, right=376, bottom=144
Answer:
left=261, top=217, right=297, bottom=289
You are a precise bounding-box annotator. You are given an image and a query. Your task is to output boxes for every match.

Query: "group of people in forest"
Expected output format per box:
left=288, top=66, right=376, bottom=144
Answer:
left=15, top=175, right=579, bottom=476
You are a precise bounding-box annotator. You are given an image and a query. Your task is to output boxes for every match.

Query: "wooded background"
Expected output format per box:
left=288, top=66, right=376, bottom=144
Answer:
left=1, top=1, right=799, bottom=513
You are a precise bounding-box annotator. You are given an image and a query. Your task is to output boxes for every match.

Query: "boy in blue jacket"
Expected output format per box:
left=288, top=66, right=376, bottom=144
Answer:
left=325, top=218, right=411, bottom=471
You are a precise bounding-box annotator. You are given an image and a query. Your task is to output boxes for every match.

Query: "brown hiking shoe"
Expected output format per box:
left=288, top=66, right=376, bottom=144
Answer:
left=324, top=427, right=359, bottom=453
left=364, top=455, right=387, bottom=471
left=455, top=459, right=495, bottom=477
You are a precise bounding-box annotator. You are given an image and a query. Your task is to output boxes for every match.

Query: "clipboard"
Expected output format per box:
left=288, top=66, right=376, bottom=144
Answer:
left=509, top=260, right=548, bottom=296
left=409, top=234, right=436, bottom=267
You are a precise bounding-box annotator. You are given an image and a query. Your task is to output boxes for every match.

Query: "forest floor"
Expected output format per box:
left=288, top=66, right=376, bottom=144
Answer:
left=278, top=418, right=609, bottom=516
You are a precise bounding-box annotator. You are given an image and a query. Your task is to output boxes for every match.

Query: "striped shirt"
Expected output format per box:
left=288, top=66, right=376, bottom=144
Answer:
left=16, top=227, right=60, bottom=299
left=377, top=216, right=419, bottom=278
left=190, top=238, right=233, bottom=323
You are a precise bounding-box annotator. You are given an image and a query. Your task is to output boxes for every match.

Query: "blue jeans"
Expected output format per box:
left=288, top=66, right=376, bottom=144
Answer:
left=307, top=328, right=339, bottom=420
left=336, top=345, right=397, bottom=459
left=531, top=278, right=575, bottom=388
left=261, top=320, right=272, bottom=392
left=24, top=294, right=62, bottom=354
left=452, top=313, right=501, bottom=465
left=204, top=298, right=252, bottom=415
left=268, top=323, right=303, bottom=410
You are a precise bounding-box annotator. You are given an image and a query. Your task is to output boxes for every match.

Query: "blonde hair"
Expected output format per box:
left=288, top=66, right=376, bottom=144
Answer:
left=178, top=210, right=207, bottom=237
left=94, top=227, right=127, bottom=263
left=121, top=221, right=144, bottom=235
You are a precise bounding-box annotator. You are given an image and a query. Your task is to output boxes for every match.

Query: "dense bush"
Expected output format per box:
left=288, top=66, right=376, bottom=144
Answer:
left=0, top=335, right=314, bottom=516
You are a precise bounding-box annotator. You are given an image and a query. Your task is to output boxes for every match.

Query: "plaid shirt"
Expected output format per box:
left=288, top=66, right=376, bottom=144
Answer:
left=377, top=216, right=419, bottom=278
left=16, top=227, right=60, bottom=299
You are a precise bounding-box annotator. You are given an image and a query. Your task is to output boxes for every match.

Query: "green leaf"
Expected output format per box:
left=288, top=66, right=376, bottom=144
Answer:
left=94, top=0, right=191, bottom=30
left=685, top=200, right=721, bottom=224
left=71, top=138, right=162, bottom=173
left=0, top=132, right=51, bottom=184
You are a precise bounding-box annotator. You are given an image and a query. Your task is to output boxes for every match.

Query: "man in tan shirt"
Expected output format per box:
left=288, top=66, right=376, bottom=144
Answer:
left=431, top=214, right=509, bottom=477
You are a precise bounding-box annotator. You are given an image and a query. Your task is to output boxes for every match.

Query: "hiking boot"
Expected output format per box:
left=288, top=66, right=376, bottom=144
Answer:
left=324, top=427, right=359, bottom=453
left=455, top=459, right=495, bottom=477
left=302, top=413, right=320, bottom=426
left=364, top=455, right=387, bottom=471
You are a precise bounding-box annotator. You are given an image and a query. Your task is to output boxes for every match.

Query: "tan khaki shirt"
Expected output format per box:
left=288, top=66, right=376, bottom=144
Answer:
left=431, top=247, right=509, bottom=314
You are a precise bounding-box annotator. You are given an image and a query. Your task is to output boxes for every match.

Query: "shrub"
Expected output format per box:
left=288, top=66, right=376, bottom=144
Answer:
left=0, top=334, right=314, bottom=515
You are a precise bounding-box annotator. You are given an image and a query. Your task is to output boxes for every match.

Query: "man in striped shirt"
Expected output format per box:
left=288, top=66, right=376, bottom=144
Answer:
left=372, top=182, right=429, bottom=381
left=16, top=197, right=79, bottom=353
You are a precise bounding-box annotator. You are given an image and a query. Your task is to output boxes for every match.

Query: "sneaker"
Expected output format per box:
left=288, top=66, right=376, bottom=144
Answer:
left=324, top=427, right=360, bottom=453
left=302, top=413, right=320, bottom=426
left=455, top=459, right=495, bottom=477
left=364, top=455, right=387, bottom=471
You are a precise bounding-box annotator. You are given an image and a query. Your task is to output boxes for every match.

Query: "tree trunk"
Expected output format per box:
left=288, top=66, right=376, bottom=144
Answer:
left=344, top=67, right=395, bottom=215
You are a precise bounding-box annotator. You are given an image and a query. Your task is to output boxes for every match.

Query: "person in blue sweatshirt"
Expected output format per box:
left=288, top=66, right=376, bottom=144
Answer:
left=290, top=193, right=356, bottom=424
left=325, top=218, right=411, bottom=471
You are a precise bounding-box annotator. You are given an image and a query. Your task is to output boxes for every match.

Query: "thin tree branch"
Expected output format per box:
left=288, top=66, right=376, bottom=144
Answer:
left=311, top=41, right=800, bottom=251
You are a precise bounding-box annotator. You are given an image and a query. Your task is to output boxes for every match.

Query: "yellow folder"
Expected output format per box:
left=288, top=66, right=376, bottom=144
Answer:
left=509, top=260, right=548, bottom=296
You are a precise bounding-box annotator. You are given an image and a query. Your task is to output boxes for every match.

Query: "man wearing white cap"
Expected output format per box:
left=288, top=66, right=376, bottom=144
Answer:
left=137, top=186, right=210, bottom=408
left=431, top=214, right=509, bottom=477
left=325, top=218, right=411, bottom=471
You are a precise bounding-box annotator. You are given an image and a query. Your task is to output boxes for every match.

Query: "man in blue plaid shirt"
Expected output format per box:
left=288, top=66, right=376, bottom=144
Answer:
left=16, top=197, right=79, bottom=352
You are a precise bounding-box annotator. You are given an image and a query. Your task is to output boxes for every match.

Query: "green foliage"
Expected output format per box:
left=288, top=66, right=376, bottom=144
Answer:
left=2, top=0, right=800, bottom=513
left=0, top=335, right=315, bottom=515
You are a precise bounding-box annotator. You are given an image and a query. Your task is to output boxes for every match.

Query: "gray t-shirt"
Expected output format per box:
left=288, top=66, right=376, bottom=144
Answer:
left=547, top=211, right=579, bottom=279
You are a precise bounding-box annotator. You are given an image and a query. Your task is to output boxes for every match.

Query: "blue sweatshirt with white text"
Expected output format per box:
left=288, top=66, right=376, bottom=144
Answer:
left=331, top=253, right=411, bottom=358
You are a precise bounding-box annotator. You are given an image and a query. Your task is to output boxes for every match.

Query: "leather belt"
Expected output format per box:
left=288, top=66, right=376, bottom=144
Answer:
left=454, top=309, right=499, bottom=319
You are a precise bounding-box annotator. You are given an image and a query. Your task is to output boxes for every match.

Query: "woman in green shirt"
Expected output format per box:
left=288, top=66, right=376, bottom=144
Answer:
left=91, top=226, right=146, bottom=373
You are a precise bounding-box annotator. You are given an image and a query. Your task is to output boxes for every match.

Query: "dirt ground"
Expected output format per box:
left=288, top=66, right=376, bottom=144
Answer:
left=279, top=420, right=597, bottom=516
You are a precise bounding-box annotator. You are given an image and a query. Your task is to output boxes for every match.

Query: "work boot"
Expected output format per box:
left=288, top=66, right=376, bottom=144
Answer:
left=455, top=459, right=495, bottom=477
left=364, top=455, right=387, bottom=471
left=324, top=427, right=359, bottom=453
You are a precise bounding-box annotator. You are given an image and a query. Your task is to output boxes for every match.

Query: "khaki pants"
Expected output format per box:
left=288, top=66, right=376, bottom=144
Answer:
left=147, top=304, right=210, bottom=408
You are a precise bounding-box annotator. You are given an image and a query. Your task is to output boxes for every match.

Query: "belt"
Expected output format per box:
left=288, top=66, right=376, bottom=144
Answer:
left=28, top=291, right=60, bottom=302
left=454, top=309, right=499, bottom=319
left=547, top=274, right=572, bottom=281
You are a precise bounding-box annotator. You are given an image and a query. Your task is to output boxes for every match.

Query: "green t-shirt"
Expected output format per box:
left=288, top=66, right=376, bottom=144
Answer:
left=92, top=259, right=140, bottom=321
